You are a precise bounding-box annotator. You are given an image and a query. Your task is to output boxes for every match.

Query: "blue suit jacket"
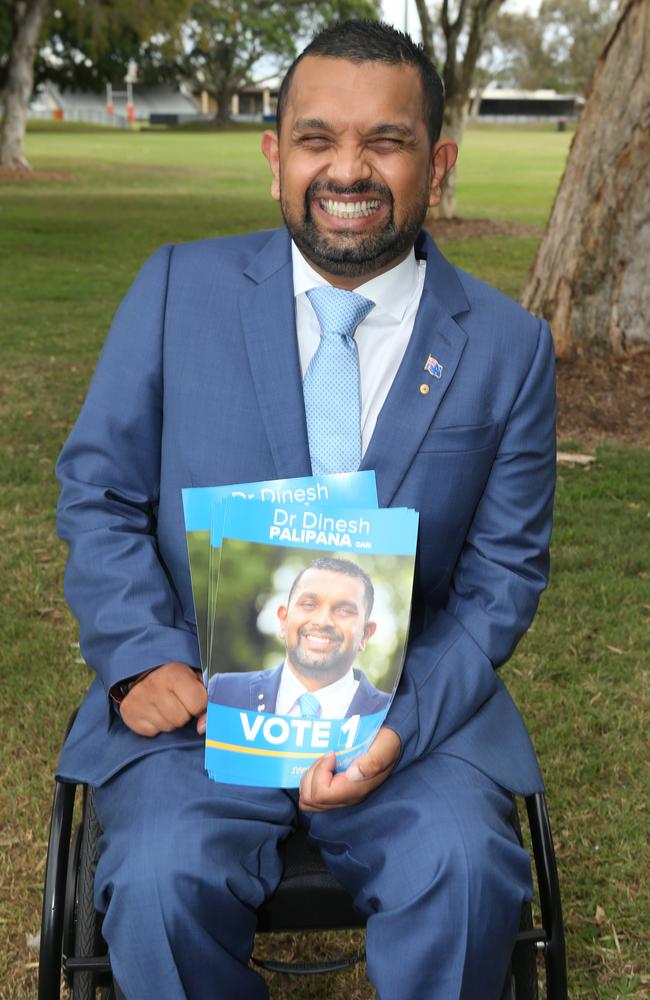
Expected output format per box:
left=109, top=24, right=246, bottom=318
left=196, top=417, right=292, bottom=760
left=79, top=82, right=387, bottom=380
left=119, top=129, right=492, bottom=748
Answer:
left=209, top=664, right=391, bottom=718
left=56, top=228, right=555, bottom=794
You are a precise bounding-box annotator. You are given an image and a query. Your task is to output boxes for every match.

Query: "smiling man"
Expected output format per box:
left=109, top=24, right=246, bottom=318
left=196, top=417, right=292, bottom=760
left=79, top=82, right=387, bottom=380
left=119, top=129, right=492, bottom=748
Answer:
left=279, top=559, right=377, bottom=692
left=209, top=557, right=388, bottom=720
left=262, top=55, right=451, bottom=283
left=56, top=18, right=556, bottom=1000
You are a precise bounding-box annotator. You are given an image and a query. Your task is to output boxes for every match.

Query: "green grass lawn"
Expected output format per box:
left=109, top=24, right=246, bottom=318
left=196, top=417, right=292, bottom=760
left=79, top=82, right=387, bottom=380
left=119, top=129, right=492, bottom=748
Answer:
left=1, top=125, right=648, bottom=999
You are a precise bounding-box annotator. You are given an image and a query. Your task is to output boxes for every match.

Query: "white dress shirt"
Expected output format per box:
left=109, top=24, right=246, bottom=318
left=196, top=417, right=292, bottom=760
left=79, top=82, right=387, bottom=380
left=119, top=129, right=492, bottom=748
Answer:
left=292, top=242, right=426, bottom=456
left=275, top=660, right=359, bottom=719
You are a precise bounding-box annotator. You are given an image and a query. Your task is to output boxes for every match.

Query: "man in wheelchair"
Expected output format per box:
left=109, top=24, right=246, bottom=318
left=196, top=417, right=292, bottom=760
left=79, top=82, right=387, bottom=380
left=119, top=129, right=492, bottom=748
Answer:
left=54, top=19, right=559, bottom=1000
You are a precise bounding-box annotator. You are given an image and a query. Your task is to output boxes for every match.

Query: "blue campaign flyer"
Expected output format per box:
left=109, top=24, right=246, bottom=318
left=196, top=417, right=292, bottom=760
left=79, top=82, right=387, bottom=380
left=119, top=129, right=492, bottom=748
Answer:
left=181, top=471, right=378, bottom=668
left=205, top=500, right=419, bottom=788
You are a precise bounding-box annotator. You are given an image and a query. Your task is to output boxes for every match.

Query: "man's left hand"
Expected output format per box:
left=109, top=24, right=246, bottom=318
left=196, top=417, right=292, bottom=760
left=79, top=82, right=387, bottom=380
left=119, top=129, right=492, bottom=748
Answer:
left=299, top=726, right=401, bottom=812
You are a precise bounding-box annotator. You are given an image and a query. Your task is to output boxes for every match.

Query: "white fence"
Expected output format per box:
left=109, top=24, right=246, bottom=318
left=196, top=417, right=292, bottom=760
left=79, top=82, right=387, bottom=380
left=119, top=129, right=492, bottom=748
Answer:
left=28, top=107, right=130, bottom=128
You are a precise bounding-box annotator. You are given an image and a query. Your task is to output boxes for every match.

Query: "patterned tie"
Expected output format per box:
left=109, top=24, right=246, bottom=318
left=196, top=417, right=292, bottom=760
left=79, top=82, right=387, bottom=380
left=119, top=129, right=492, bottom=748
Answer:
left=298, top=692, right=322, bottom=718
left=304, top=287, right=375, bottom=475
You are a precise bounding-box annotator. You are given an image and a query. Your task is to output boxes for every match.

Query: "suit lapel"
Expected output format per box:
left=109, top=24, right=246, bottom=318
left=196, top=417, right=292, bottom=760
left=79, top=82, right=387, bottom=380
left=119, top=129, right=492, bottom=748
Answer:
left=240, top=230, right=312, bottom=480
left=239, top=229, right=470, bottom=501
left=250, top=664, right=283, bottom=713
left=361, top=235, right=469, bottom=507
left=347, top=670, right=389, bottom=717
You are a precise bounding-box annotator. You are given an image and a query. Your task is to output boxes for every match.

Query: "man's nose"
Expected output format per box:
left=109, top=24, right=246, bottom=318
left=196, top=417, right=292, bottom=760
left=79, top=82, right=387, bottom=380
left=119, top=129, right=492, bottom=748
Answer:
left=325, top=143, right=372, bottom=187
left=311, top=606, right=336, bottom=627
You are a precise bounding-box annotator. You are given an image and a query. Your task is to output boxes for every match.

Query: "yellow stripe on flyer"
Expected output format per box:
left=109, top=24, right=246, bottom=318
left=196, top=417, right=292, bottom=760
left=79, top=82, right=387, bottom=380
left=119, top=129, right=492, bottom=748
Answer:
left=204, top=738, right=372, bottom=759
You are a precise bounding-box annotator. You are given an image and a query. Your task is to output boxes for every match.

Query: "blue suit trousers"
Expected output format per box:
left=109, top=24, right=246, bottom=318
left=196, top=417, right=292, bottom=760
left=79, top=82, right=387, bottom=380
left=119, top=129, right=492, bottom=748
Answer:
left=93, top=748, right=532, bottom=1000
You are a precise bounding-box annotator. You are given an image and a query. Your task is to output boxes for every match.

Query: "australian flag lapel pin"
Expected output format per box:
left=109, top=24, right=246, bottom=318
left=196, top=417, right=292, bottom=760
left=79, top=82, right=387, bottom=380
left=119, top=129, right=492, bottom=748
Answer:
left=424, top=354, right=444, bottom=379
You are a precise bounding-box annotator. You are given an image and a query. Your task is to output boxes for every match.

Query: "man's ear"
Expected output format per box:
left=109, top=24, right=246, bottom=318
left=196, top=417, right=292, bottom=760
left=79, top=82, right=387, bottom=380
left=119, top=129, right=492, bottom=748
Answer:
left=428, top=139, right=458, bottom=209
left=277, top=605, right=288, bottom=638
left=261, top=129, right=281, bottom=202
left=358, top=620, right=377, bottom=651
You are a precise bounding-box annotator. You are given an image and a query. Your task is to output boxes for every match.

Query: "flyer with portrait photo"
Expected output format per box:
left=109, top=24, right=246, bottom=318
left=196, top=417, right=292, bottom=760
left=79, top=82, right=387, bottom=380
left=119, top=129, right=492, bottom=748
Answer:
left=205, top=499, right=419, bottom=788
left=181, top=471, right=378, bottom=669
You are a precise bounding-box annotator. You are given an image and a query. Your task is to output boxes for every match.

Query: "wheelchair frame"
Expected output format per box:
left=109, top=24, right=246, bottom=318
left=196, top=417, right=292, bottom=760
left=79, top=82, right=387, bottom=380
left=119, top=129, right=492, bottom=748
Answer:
left=39, top=759, right=567, bottom=1000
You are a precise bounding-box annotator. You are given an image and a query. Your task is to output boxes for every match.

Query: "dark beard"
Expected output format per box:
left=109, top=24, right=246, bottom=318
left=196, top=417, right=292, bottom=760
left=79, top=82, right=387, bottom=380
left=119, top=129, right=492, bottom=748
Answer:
left=280, top=179, right=429, bottom=278
left=288, top=627, right=353, bottom=682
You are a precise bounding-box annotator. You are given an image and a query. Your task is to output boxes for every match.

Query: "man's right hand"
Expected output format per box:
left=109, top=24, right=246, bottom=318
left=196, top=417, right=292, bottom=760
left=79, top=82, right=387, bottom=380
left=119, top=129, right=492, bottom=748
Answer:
left=120, top=662, right=207, bottom=737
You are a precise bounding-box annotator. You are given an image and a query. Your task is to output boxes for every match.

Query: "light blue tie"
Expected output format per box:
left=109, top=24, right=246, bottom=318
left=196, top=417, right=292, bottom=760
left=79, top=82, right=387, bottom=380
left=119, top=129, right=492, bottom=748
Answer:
left=298, top=692, right=322, bottom=718
left=304, top=287, right=375, bottom=475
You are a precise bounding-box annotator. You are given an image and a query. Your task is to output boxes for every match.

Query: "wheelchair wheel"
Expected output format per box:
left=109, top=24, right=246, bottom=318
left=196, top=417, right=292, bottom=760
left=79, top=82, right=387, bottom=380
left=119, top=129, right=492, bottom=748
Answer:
left=512, top=899, right=539, bottom=1000
left=70, top=788, right=106, bottom=1000
left=510, top=802, right=539, bottom=1000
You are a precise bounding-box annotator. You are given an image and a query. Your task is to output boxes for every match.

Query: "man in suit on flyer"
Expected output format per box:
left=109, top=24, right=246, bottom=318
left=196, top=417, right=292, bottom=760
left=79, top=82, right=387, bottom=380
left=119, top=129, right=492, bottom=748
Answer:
left=209, top=556, right=390, bottom=719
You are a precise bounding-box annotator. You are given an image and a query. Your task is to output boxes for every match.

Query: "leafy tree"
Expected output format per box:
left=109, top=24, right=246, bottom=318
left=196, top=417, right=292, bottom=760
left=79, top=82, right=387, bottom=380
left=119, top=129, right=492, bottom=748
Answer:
left=414, top=0, right=507, bottom=218
left=1, top=0, right=49, bottom=170
left=536, top=0, right=617, bottom=93
left=0, top=0, right=191, bottom=171
left=413, top=0, right=618, bottom=217
left=38, top=8, right=145, bottom=92
left=481, top=12, right=557, bottom=91
left=153, top=0, right=380, bottom=125
left=484, top=0, right=617, bottom=94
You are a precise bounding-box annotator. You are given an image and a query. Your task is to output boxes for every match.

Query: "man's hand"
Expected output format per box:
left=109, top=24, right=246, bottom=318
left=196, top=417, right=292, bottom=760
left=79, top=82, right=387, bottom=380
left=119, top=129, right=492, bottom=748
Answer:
left=120, top=662, right=207, bottom=737
left=299, top=727, right=400, bottom=813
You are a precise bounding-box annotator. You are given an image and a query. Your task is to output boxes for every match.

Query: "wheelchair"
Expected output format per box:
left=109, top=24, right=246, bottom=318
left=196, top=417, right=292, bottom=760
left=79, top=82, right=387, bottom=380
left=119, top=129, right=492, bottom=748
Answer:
left=39, top=716, right=567, bottom=1000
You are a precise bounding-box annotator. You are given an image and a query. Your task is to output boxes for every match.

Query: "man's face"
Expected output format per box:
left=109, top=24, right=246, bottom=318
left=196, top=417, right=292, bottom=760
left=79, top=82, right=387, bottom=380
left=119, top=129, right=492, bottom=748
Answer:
left=277, top=567, right=376, bottom=687
left=262, top=56, right=457, bottom=287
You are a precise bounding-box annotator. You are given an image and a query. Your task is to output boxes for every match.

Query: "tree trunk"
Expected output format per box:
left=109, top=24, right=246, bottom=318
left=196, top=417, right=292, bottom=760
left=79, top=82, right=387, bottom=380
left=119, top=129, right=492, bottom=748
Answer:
left=469, top=87, right=485, bottom=123
left=211, top=79, right=235, bottom=125
left=522, top=0, right=650, bottom=356
left=0, top=0, right=49, bottom=171
left=418, top=0, right=505, bottom=220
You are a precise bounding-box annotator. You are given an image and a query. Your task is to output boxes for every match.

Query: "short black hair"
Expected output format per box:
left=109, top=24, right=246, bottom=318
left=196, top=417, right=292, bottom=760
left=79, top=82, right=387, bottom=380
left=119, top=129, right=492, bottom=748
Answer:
left=276, top=19, right=444, bottom=145
left=287, top=556, right=375, bottom=619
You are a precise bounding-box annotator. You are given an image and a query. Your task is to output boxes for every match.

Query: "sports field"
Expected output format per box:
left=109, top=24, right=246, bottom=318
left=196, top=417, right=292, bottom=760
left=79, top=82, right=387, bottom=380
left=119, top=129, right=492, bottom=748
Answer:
left=0, top=124, right=648, bottom=999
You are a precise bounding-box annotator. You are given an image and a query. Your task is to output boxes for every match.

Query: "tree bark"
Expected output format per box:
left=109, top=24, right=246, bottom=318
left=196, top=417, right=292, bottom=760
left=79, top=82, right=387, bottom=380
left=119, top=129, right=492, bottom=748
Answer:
left=214, top=88, right=233, bottom=125
left=0, top=0, right=49, bottom=171
left=522, top=0, right=650, bottom=356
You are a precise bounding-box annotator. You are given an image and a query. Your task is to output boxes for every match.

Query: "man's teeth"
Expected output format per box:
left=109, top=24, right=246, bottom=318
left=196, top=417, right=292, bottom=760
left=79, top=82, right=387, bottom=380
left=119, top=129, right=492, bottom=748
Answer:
left=320, top=199, right=380, bottom=218
left=305, top=634, right=335, bottom=644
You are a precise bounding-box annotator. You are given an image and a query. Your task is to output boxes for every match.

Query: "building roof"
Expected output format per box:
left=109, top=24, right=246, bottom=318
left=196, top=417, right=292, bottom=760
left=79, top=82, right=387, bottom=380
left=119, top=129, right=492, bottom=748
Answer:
left=475, top=85, right=581, bottom=102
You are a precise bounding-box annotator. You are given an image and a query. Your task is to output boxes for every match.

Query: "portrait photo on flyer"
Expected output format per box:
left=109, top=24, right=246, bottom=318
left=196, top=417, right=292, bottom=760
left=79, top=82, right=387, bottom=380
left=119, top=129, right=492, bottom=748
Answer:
left=205, top=499, right=419, bottom=787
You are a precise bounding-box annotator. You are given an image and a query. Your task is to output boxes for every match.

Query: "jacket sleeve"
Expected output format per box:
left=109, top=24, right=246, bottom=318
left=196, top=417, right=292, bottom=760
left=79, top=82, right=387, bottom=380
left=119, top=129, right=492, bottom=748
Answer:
left=56, top=245, right=200, bottom=697
left=385, top=319, right=556, bottom=770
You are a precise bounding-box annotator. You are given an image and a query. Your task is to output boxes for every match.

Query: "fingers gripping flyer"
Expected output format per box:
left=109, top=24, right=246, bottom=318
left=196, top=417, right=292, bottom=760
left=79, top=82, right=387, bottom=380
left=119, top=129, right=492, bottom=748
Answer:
left=203, top=497, right=418, bottom=787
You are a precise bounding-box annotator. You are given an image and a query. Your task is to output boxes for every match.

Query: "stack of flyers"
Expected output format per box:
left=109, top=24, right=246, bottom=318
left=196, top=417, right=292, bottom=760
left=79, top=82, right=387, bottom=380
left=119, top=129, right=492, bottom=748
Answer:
left=182, top=472, right=379, bottom=670
left=182, top=472, right=419, bottom=788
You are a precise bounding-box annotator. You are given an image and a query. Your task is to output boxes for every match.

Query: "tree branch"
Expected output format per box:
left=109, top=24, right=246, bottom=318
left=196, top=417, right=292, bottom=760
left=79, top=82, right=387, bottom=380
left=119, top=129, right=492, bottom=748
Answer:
left=458, top=0, right=506, bottom=101
left=414, top=0, right=436, bottom=63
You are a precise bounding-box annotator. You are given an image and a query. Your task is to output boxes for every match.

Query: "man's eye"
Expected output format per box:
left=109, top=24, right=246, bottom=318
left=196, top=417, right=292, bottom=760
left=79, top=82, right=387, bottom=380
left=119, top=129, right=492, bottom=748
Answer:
left=369, top=138, right=403, bottom=150
left=300, top=135, right=330, bottom=146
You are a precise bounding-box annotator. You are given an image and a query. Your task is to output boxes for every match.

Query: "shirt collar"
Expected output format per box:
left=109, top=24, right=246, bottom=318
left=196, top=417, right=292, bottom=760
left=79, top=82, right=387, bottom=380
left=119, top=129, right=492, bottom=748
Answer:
left=291, top=240, right=419, bottom=323
left=279, top=659, right=357, bottom=716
